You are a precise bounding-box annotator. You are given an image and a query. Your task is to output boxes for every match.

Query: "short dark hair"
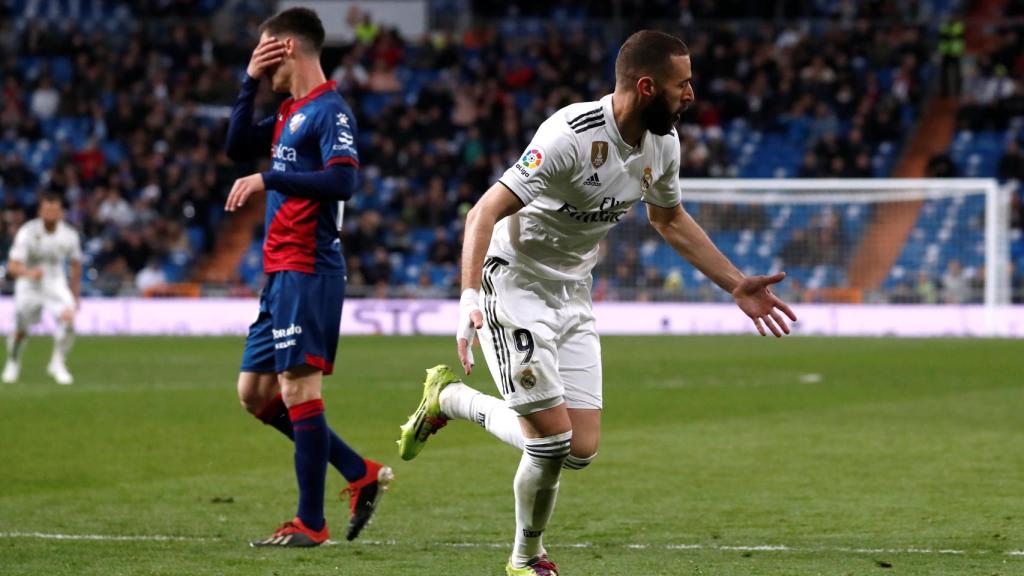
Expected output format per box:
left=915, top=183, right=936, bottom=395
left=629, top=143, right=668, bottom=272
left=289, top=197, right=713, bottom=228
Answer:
left=259, top=7, right=326, bottom=54
left=615, top=30, right=689, bottom=87
left=39, top=191, right=63, bottom=206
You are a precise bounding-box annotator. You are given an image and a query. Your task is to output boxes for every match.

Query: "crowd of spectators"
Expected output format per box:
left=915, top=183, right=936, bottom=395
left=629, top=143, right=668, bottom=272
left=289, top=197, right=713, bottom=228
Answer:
left=5, top=0, right=1018, bottom=302
left=0, top=1, right=267, bottom=294
left=922, top=0, right=1024, bottom=301
left=333, top=4, right=934, bottom=298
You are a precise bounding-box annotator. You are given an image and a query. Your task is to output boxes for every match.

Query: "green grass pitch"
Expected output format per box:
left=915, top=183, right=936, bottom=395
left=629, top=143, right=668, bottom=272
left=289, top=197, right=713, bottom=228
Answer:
left=0, top=335, right=1022, bottom=575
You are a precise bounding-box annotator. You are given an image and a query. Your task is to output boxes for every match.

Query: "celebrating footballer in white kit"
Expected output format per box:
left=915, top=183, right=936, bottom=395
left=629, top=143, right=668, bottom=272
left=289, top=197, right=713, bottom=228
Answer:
left=398, top=30, right=798, bottom=576
left=4, top=193, right=82, bottom=385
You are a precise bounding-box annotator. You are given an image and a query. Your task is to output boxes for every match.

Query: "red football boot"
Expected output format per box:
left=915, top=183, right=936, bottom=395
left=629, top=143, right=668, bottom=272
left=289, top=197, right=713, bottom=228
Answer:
left=340, top=459, right=394, bottom=541
left=250, top=517, right=329, bottom=548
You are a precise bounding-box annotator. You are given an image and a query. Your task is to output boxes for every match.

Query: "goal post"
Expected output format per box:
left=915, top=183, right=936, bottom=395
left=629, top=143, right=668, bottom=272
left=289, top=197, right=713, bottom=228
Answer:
left=601, top=178, right=1012, bottom=332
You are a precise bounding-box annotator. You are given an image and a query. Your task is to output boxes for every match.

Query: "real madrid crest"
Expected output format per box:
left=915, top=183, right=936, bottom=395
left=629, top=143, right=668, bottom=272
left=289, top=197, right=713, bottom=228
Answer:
left=591, top=141, right=608, bottom=169
left=519, top=367, right=537, bottom=390
left=641, top=166, right=653, bottom=193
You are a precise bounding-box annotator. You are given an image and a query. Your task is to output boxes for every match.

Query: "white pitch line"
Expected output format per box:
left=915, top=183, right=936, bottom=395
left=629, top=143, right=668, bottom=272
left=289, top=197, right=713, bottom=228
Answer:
left=1, top=532, right=1021, bottom=557
left=0, top=531, right=206, bottom=542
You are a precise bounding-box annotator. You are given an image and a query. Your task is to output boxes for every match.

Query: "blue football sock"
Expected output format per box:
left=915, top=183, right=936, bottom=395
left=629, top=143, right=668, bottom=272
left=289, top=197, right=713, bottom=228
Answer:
left=259, top=394, right=367, bottom=482
left=328, top=428, right=367, bottom=482
left=289, top=399, right=329, bottom=531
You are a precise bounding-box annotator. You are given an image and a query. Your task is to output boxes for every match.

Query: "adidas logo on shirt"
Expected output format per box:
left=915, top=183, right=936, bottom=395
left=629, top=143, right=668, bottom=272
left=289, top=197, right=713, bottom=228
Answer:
left=584, top=173, right=601, bottom=187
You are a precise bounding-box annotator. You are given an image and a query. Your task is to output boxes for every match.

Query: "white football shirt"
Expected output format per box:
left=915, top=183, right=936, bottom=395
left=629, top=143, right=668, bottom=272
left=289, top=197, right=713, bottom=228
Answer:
left=491, top=94, right=682, bottom=281
left=8, top=218, right=82, bottom=293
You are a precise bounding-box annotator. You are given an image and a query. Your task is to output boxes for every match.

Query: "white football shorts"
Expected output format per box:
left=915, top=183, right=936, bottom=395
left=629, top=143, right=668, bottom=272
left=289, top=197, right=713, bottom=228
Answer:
left=475, top=256, right=602, bottom=414
left=14, top=282, right=75, bottom=329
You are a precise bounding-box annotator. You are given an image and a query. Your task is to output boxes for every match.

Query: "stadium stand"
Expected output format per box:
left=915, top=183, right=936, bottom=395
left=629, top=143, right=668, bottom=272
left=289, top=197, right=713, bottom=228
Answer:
left=926, top=1, right=1024, bottom=302
left=1, top=0, right=1020, bottom=302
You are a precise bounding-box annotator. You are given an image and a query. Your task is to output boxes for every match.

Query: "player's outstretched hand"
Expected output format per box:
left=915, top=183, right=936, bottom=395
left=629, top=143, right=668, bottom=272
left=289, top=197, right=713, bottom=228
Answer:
left=456, top=288, right=484, bottom=375
left=732, top=272, right=797, bottom=337
left=246, top=37, right=285, bottom=79
left=225, top=174, right=266, bottom=212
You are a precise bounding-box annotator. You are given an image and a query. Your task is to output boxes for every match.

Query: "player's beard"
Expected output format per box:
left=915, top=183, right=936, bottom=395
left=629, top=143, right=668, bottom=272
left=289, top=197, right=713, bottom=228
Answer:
left=641, top=90, right=680, bottom=136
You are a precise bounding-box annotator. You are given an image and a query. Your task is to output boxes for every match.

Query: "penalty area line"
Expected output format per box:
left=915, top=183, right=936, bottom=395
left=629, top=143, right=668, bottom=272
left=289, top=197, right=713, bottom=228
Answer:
left=1, top=532, right=1020, bottom=557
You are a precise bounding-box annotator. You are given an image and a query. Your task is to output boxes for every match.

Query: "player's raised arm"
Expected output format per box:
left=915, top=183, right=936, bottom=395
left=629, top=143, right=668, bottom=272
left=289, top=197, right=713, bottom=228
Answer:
left=225, top=37, right=284, bottom=162
left=456, top=182, right=523, bottom=373
left=647, top=202, right=797, bottom=337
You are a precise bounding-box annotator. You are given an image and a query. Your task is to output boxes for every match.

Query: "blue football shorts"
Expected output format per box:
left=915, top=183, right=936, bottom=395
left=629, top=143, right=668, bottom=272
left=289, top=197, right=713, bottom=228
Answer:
left=240, top=270, right=345, bottom=375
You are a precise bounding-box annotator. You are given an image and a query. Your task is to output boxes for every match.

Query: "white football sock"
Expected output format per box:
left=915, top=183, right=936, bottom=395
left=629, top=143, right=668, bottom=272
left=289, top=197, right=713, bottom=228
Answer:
left=511, top=431, right=571, bottom=568
left=440, top=382, right=524, bottom=450
left=51, top=321, right=74, bottom=364
left=563, top=452, right=596, bottom=471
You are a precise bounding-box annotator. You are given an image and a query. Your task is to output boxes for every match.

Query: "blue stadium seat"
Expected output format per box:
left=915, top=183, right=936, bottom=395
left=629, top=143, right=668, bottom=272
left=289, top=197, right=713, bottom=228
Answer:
left=186, top=226, right=207, bottom=253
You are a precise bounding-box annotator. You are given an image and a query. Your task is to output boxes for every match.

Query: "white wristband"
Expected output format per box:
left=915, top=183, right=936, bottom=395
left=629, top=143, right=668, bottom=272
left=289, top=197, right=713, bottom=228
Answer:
left=460, top=288, right=480, bottom=308
left=456, top=288, right=481, bottom=351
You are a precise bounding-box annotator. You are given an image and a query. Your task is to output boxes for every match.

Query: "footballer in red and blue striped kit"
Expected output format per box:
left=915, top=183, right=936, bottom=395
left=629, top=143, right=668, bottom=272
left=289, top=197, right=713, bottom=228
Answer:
left=224, top=7, right=392, bottom=548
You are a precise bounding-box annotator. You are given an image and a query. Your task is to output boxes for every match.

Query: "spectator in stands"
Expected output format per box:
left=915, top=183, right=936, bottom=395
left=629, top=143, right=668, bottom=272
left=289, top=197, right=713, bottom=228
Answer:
left=136, top=257, right=168, bottom=293
left=115, top=228, right=151, bottom=275
left=385, top=219, right=414, bottom=257
left=942, top=260, right=970, bottom=304
left=95, top=255, right=132, bottom=296
left=938, top=19, right=964, bottom=97
left=998, top=141, right=1024, bottom=182
left=637, top=266, right=666, bottom=302
left=798, top=151, right=824, bottom=178
left=29, top=75, right=59, bottom=119
left=407, top=270, right=450, bottom=299
left=343, top=210, right=385, bottom=258
left=427, top=227, right=457, bottom=266
left=959, top=60, right=1019, bottom=130
left=18, top=115, right=42, bottom=140
left=915, top=271, right=939, bottom=304
left=926, top=152, right=957, bottom=178
left=367, top=56, right=401, bottom=93
left=95, top=187, right=134, bottom=228
left=0, top=154, right=35, bottom=189
left=363, top=246, right=394, bottom=288
left=346, top=254, right=367, bottom=292
left=865, top=100, right=903, bottom=143
left=781, top=229, right=814, bottom=268
left=850, top=152, right=874, bottom=177
left=968, top=266, right=986, bottom=304
left=0, top=205, right=26, bottom=263
left=809, top=104, right=839, bottom=143
left=680, top=146, right=710, bottom=178
left=814, top=209, right=845, bottom=265
left=418, top=176, right=456, bottom=228
left=349, top=6, right=380, bottom=46
left=890, top=279, right=917, bottom=304
left=71, top=138, right=105, bottom=184
left=330, top=51, right=369, bottom=93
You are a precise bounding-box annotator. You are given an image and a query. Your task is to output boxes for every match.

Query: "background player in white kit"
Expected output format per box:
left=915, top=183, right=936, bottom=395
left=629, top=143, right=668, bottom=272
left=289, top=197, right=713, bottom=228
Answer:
left=399, top=30, right=797, bottom=575
left=3, top=193, right=81, bottom=385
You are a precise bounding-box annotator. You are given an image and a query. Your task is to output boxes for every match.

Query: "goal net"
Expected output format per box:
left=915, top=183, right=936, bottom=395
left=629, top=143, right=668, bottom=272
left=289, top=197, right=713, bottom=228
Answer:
left=597, top=178, right=1011, bottom=310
